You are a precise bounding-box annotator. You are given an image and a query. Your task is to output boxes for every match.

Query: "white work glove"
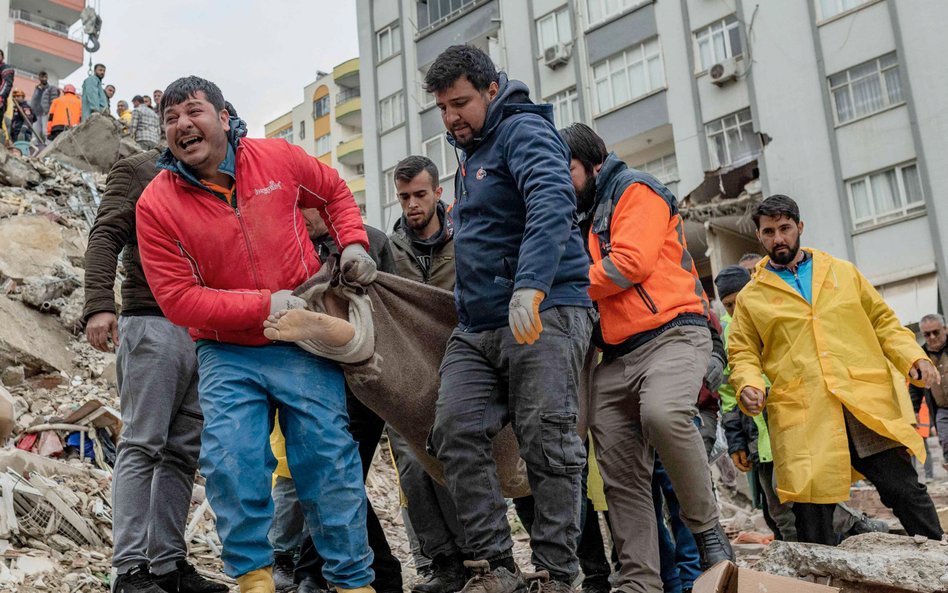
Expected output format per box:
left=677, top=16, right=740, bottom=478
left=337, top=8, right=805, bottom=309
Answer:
left=508, top=288, right=545, bottom=345
left=704, top=353, right=726, bottom=390
left=341, top=244, right=378, bottom=285
left=270, top=290, right=307, bottom=315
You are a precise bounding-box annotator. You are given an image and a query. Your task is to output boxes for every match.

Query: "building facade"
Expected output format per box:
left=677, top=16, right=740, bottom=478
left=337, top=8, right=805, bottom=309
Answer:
left=264, top=58, right=366, bottom=217
left=0, top=0, right=84, bottom=94
left=355, top=0, right=948, bottom=322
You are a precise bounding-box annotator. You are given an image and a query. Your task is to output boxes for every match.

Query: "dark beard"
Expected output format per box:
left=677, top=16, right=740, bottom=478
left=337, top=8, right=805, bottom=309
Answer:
left=769, top=238, right=800, bottom=265
left=577, top=177, right=597, bottom=214
left=408, top=209, right=436, bottom=232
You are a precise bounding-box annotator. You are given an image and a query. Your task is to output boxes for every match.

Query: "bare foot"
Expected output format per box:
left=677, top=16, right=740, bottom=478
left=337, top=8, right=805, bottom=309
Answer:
left=263, top=309, right=355, bottom=346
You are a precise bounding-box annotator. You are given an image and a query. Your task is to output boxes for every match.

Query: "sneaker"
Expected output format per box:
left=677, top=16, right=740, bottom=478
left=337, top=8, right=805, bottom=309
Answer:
left=843, top=515, right=889, bottom=539
left=412, top=555, right=467, bottom=593
left=459, top=560, right=527, bottom=593
left=693, top=524, right=734, bottom=571
left=273, top=554, right=297, bottom=592
left=114, top=564, right=166, bottom=593
left=154, top=561, right=229, bottom=593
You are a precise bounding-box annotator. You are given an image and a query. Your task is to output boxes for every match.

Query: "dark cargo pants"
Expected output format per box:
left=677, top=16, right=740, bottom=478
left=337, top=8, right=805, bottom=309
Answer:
left=431, top=306, right=592, bottom=581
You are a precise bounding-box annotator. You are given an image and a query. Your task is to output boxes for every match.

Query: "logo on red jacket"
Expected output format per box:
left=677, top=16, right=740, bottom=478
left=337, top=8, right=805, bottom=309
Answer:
left=475, top=167, right=487, bottom=180
left=254, top=180, right=283, bottom=196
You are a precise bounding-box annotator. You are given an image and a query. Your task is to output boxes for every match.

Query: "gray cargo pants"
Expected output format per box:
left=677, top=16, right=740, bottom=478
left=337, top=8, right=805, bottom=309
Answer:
left=431, top=306, right=592, bottom=582
left=112, top=315, right=203, bottom=576
left=590, top=325, right=718, bottom=593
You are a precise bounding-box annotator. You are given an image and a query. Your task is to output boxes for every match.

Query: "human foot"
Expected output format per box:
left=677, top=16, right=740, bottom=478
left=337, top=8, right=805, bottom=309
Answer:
left=263, top=309, right=355, bottom=346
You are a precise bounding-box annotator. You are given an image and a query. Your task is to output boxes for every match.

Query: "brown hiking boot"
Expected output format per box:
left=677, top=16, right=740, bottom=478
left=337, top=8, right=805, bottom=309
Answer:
left=459, top=560, right=527, bottom=593
left=525, top=570, right=575, bottom=593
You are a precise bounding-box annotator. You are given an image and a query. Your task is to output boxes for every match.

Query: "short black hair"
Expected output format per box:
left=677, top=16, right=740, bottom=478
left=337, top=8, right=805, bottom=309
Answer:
left=38, top=70, right=47, bottom=76
left=394, top=155, right=440, bottom=188
left=738, top=252, right=761, bottom=264
left=94, top=63, right=105, bottom=70
left=424, top=45, right=498, bottom=93
left=132, top=95, right=144, bottom=104
left=753, top=194, right=801, bottom=228
left=160, top=76, right=226, bottom=115
left=559, top=123, right=607, bottom=175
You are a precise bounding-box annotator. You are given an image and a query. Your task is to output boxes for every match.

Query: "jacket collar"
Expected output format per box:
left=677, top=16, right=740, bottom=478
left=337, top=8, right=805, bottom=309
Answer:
left=447, top=74, right=551, bottom=153
left=754, top=247, right=833, bottom=305
left=157, top=115, right=247, bottom=192
left=393, top=201, right=454, bottom=247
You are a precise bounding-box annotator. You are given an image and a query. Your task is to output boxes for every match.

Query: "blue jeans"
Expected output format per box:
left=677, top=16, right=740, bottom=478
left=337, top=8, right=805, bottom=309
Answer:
left=653, top=460, right=700, bottom=593
left=431, top=306, right=592, bottom=581
left=196, top=342, right=373, bottom=585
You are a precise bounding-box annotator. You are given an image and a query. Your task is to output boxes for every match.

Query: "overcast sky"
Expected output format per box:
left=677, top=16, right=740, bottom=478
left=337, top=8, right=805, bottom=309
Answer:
left=61, top=1, right=360, bottom=137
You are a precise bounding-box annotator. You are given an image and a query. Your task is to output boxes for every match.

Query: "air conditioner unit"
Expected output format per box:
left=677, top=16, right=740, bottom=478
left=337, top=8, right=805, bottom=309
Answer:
left=709, top=58, right=739, bottom=86
left=544, top=43, right=572, bottom=69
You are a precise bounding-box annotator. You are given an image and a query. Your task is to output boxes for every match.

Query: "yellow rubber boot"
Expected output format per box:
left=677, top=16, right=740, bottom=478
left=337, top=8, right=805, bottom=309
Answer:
left=336, top=585, right=376, bottom=593
left=236, top=567, right=275, bottom=593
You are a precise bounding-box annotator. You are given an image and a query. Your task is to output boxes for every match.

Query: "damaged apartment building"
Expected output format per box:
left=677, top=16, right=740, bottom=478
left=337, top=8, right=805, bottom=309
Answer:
left=356, top=0, right=948, bottom=323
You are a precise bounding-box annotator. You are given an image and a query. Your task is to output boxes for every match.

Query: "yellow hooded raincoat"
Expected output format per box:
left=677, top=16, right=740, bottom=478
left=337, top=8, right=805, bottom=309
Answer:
left=728, top=248, right=926, bottom=504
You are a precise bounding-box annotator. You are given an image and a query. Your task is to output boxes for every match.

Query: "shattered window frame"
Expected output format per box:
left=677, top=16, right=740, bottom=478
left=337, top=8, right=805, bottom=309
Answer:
left=846, top=161, right=925, bottom=230
left=828, top=53, right=903, bottom=125
left=705, top=108, right=760, bottom=170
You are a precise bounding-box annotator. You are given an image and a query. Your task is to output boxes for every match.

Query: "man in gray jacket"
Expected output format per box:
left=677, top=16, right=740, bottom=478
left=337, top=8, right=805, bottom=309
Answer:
left=83, top=149, right=227, bottom=593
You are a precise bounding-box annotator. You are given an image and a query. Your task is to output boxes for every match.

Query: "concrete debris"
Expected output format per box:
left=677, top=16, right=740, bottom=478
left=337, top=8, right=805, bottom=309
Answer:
left=0, top=216, right=80, bottom=283
left=753, top=532, right=948, bottom=593
left=37, top=113, right=141, bottom=175
left=0, top=146, right=40, bottom=188
left=0, top=296, right=74, bottom=376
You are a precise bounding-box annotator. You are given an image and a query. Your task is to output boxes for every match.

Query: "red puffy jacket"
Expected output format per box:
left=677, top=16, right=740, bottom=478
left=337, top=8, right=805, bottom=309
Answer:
left=136, top=137, right=368, bottom=346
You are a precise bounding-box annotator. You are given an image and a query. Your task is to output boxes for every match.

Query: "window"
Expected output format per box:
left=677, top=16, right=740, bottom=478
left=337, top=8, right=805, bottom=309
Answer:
left=847, top=162, right=924, bottom=230
left=586, top=0, right=641, bottom=26
left=706, top=108, right=760, bottom=169
left=818, top=0, right=870, bottom=20
left=299, top=120, right=306, bottom=140
left=829, top=53, right=902, bottom=125
left=418, top=0, right=479, bottom=33
left=537, top=7, right=571, bottom=52
left=382, top=167, right=399, bottom=230
left=592, top=38, right=664, bottom=114
left=315, top=134, right=331, bottom=156
left=377, top=24, right=401, bottom=62
left=546, top=88, right=580, bottom=127
left=694, top=16, right=742, bottom=72
left=313, top=95, right=330, bottom=118
left=379, top=91, right=405, bottom=131
left=423, top=134, right=459, bottom=181
left=273, top=126, right=293, bottom=144
left=635, top=153, right=679, bottom=186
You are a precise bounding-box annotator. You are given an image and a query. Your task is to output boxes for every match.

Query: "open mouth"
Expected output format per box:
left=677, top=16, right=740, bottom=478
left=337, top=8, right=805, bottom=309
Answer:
left=179, top=135, right=203, bottom=150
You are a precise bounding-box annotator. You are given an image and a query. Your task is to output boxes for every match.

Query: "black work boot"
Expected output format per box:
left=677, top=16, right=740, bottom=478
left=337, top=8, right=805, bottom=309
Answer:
left=296, top=576, right=327, bottom=593
left=272, top=554, right=297, bottom=592
left=459, top=559, right=527, bottom=593
left=412, top=554, right=467, bottom=593
left=154, top=560, right=229, bottom=593
left=114, top=564, right=166, bottom=593
left=693, top=524, right=734, bottom=570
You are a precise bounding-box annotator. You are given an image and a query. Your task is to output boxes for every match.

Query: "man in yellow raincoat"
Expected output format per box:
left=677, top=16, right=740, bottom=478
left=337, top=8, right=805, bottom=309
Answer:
left=729, top=194, right=943, bottom=545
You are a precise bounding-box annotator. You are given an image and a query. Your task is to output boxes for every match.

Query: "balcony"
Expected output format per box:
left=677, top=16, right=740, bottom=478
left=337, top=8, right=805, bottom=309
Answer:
left=8, top=9, right=83, bottom=79
left=333, top=57, right=359, bottom=89
left=336, top=136, right=364, bottom=166
left=336, top=89, right=362, bottom=129
left=347, top=175, right=366, bottom=197
left=11, top=0, right=84, bottom=25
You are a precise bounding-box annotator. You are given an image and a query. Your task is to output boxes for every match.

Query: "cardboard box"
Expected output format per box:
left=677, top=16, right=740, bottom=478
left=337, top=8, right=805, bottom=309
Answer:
left=693, top=561, right=839, bottom=593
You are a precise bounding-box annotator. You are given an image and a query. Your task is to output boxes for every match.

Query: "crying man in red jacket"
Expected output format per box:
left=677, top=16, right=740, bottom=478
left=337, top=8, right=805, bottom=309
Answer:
left=136, top=76, right=378, bottom=593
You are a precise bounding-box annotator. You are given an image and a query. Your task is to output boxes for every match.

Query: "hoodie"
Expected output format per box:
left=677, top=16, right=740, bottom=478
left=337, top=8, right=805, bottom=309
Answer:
left=448, top=74, right=591, bottom=331
left=390, top=201, right=456, bottom=290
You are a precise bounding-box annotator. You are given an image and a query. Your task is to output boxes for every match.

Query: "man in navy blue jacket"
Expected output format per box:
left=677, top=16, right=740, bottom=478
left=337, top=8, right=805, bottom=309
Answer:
left=426, top=45, right=593, bottom=593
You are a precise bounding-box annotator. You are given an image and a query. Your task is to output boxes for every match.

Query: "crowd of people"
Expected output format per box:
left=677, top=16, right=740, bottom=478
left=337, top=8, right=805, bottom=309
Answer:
left=80, top=43, right=946, bottom=593
left=0, top=56, right=164, bottom=149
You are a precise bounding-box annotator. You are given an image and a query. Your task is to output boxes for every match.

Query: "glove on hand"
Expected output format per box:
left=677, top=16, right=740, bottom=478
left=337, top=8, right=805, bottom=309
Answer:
left=704, top=353, right=726, bottom=390
left=341, top=244, right=378, bottom=285
left=508, top=288, right=545, bottom=345
left=270, top=290, right=307, bottom=315
left=730, top=450, right=751, bottom=472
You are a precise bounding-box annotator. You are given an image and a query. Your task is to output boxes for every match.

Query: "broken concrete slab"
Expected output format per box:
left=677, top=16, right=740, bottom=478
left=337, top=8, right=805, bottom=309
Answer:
left=37, top=113, right=135, bottom=174
left=0, top=295, right=74, bottom=375
left=0, top=146, right=40, bottom=188
left=0, top=216, right=77, bottom=282
left=754, top=532, right=948, bottom=593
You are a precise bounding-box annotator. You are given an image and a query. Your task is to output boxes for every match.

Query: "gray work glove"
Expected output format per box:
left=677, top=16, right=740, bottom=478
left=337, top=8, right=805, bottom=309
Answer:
left=341, top=244, right=378, bottom=285
left=704, top=353, right=726, bottom=390
left=269, top=290, right=306, bottom=315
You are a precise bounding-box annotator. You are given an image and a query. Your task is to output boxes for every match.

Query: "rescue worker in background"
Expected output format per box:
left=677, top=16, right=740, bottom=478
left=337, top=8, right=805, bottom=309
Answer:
left=135, top=76, right=378, bottom=593
left=47, top=84, right=81, bottom=140
left=426, top=45, right=593, bottom=593
left=729, top=194, right=944, bottom=546
left=909, top=314, right=948, bottom=472
left=387, top=155, right=466, bottom=593
left=559, top=122, right=733, bottom=593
